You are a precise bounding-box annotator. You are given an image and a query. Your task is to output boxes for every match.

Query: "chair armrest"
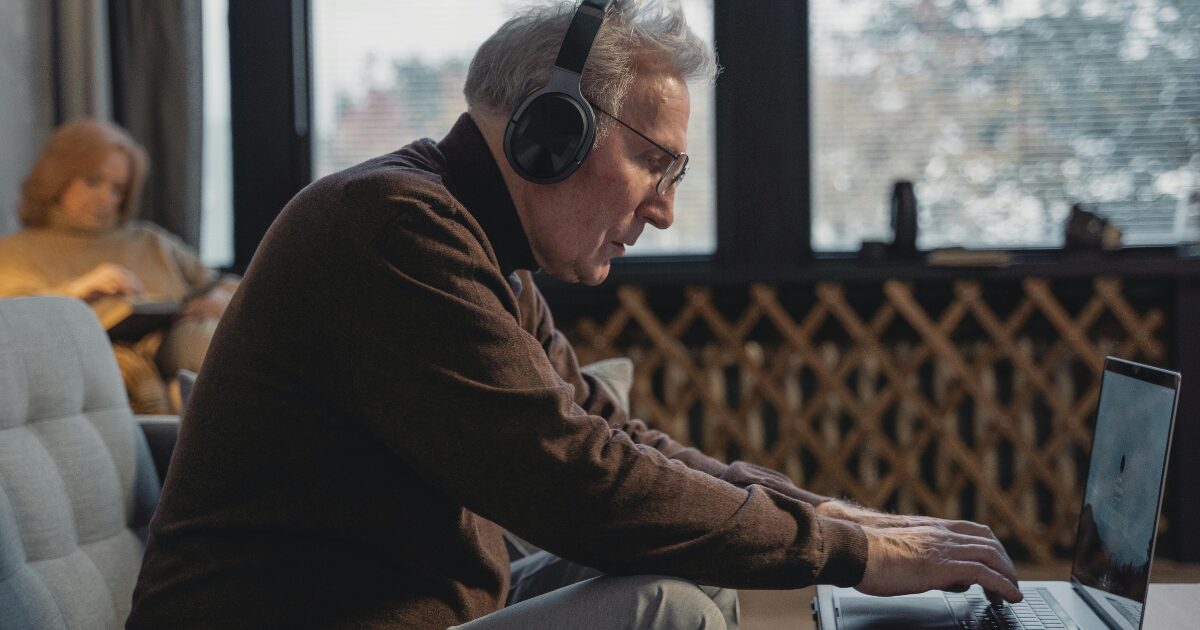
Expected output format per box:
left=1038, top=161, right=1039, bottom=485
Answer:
left=136, top=414, right=180, bottom=484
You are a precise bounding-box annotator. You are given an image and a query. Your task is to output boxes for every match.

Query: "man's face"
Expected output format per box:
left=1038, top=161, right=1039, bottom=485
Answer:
left=519, top=70, right=690, bottom=285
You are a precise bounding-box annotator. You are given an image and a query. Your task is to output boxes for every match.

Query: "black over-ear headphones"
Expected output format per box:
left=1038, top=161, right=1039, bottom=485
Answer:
left=503, top=0, right=613, bottom=184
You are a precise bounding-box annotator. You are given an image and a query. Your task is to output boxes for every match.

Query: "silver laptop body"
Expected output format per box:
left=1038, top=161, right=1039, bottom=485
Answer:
left=814, top=357, right=1181, bottom=630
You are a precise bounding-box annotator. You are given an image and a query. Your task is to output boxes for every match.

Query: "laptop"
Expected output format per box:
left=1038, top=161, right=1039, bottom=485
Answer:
left=813, top=357, right=1181, bottom=630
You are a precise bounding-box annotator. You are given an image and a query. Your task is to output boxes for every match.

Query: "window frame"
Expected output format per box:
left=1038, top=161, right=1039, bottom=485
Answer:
left=227, top=1, right=1187, bottom=277
left=228, top=0, right=312, bottom=273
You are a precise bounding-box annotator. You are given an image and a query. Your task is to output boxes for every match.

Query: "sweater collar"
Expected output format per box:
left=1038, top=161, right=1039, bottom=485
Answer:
left=437, top=113, right=537, bottom=276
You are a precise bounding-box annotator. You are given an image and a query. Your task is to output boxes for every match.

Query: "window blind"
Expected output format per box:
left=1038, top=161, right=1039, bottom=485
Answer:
left=810, top=0, right=1200, bottom=251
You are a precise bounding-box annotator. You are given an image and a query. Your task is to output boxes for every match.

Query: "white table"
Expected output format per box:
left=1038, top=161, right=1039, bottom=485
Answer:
left=1143, top=583, right=1199, bottom=628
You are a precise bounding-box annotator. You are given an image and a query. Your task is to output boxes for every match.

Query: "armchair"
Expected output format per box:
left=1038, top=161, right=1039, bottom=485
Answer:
left=0, top=297, right=175, bottom=628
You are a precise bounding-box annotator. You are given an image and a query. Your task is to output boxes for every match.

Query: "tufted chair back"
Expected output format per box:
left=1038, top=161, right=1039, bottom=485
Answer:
left=0, top=297, right=161, bottom=629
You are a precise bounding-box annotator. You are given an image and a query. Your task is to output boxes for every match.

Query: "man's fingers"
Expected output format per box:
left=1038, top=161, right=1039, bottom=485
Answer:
left=976, top=535, right=1018, bottom=584
left=942, top=530, right=1018, bottom=578
left=945, top=560, right=1022, bottom=603
left=942, top=519, right=995, bottom=539
left=949, top=543, right=1020, bottom=586
left=861, top=525, right=1021, bottom=602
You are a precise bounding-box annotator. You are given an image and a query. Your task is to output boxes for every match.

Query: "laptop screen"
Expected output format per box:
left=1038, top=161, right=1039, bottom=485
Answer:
left=1071, top=359, right=1179, bottom=626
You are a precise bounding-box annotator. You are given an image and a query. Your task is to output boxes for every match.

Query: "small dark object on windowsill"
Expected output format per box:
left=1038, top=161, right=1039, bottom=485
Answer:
left=857, top=180, right=924, bottom=264
left=890, top=180, right=920, bottom=260
left=1064, top=203, right=1122, bottom=255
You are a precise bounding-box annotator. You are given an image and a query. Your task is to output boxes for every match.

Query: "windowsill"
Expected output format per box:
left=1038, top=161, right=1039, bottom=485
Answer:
left=539, top=245, right=1200, bottom=292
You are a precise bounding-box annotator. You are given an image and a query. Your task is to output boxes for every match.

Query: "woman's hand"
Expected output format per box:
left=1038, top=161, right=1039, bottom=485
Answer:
left=63, top=263, right=144, bottom=301
left=181, top=283, right=235, bottom=320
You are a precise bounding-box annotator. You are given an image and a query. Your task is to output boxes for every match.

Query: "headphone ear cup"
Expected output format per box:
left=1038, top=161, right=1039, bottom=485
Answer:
left=505, top=92, right=594, bottom=183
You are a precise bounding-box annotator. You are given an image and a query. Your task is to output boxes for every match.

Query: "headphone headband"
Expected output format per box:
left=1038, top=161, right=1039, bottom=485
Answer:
left=554, top=0, right=611, bottom=74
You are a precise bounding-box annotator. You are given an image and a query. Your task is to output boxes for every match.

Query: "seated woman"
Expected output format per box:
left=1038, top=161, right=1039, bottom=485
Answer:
left=0, top=118, right=235, bottom=411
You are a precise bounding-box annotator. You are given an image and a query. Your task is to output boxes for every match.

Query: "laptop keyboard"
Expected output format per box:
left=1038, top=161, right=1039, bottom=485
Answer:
left=946, top=587, right=1073, bottom=629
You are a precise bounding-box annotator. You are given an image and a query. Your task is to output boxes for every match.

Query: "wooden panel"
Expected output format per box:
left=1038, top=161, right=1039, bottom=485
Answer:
left=566, top=277, right=1165, bottom=562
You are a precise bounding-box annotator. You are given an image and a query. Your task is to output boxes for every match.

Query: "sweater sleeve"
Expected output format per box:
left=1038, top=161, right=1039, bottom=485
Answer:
left=0, top=237, right=53, bottom=297
left=514, top=270, right=835, bottom=507
left=0, top=267, right=50, bottom=297
left=145, top=224, right=215, bottom=290
left=347, top=204, right=867, bottom=590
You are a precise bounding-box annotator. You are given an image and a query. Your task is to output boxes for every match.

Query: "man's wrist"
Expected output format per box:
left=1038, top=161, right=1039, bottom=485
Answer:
left=817, top=500, right=926, bottom=529
left=815, top=499, right=860, bottom=521
left=813, top=515, right=870, bottom=587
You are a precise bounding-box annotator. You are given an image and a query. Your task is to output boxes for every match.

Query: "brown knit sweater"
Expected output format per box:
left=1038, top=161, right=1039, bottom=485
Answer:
left=127, top=114, right=867, bottom=629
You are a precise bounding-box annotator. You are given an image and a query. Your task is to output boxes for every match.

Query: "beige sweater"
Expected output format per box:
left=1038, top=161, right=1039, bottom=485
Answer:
left=0, top=222, right=213, bottom=311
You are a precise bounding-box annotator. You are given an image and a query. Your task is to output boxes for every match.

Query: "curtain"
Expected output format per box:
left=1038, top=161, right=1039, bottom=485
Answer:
left=55, top=0, right=113, bottom=122
left=0, top=0, right=55, bottom=236
left=108, top=0, right=204, bottom=246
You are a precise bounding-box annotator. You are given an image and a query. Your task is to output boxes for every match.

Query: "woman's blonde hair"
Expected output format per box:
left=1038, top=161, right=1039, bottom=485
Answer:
left=18, top=118, right=148, bottom=228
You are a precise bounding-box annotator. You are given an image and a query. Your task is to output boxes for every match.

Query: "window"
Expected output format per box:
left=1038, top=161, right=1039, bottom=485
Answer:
left=310, top=0, right=716, bottom=255
left=810, top=0, right=1200, bottom=251
left=200, top=0, right=233, bottom=267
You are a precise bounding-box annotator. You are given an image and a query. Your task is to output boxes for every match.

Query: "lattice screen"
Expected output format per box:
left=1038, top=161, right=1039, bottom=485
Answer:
left=565, top=278, right=1165, bottom=561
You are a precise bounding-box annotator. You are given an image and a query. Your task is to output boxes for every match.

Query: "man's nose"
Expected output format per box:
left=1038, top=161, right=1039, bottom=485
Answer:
left=638, top=195, right=674, bottom=230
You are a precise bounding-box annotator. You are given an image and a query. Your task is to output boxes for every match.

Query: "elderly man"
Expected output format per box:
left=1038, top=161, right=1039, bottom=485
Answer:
left=128, top=1, right=1020, bottom=628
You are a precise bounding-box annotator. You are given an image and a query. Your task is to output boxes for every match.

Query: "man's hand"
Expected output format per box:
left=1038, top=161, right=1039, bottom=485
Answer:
left=63, top=263, right=144, bottom=301
left=819, top=500, right=1021, bottom=602
left=818, top=499, right=994, bottom=536
left=858, top=525, right=1022, bottom=604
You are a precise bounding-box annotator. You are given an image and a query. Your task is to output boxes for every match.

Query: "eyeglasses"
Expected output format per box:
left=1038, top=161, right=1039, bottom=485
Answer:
left=588, top=100, right=689, bottom=196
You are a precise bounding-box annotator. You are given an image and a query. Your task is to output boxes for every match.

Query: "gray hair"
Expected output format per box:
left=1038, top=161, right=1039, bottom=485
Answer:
left=465, top=0, right=718, bottom=136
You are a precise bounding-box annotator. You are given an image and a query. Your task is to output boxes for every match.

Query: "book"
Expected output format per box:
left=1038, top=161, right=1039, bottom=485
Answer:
left=96, top=298, right=181, bottom=341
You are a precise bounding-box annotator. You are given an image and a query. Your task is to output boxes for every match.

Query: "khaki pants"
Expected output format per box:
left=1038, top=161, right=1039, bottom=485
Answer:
left=452, top=551, right=740, bottom=630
